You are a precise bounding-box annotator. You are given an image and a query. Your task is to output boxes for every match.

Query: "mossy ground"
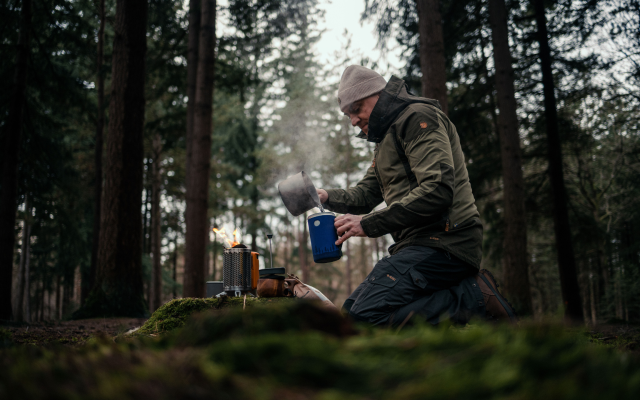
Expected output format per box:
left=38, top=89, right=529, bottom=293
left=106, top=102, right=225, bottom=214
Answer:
left=136, top=296, right=297, bottom=335
left=3, top=299, right=640, bottom=399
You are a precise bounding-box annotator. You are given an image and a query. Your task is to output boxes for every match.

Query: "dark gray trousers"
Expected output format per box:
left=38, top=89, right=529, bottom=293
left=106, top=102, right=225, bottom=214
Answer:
left=342, top=246, right=485, bottom=326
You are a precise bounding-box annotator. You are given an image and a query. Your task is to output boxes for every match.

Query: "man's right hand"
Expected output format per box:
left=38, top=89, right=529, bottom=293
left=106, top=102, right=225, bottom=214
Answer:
left=317, top=189, right=328, bottom=204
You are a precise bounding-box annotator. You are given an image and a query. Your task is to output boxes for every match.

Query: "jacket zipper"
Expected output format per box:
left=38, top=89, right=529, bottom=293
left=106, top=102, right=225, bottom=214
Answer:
left=373, top=144, right=383, bottom=194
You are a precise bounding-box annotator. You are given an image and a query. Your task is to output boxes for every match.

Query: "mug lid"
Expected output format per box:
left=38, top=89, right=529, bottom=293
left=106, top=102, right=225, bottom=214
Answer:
left=307, top=212, right=335, bottom=219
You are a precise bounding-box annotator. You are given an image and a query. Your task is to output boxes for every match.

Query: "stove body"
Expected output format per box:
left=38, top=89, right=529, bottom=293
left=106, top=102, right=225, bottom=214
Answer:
left=222, top=247, right=259, bottom=297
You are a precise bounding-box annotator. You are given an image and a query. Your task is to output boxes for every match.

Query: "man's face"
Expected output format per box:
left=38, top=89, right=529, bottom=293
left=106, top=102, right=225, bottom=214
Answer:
left=344, top=94, right=379, bottom=135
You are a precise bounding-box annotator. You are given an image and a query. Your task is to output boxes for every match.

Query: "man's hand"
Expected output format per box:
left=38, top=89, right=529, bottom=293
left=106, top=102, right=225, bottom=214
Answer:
left=317, top=189, right=328, bottom=203
left=334, top=214, right=367, bottom=245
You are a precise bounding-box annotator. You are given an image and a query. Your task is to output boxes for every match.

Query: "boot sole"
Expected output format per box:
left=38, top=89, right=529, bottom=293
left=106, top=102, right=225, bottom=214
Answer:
left=477, top=273, right=517, bottom=322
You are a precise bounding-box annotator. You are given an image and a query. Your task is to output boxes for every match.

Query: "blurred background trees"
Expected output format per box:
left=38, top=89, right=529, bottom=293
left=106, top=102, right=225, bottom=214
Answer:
left=1, top=0, right=639, bottom=323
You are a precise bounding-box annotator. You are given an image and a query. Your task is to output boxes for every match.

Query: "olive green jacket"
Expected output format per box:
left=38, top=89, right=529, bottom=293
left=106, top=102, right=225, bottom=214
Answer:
left=325, top=76, right=483, bottom=268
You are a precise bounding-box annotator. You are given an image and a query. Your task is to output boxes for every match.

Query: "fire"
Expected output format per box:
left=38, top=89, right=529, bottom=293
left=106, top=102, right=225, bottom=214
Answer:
left=213, top=227, right=240, bottom=247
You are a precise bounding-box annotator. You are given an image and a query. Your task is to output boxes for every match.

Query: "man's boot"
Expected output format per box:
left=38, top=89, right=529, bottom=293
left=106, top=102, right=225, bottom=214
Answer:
left=475, top=269, right=517, bottom=323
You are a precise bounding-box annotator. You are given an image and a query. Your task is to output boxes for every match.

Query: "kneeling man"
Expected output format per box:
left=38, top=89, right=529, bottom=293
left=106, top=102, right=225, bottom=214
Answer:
left=317, top=65, right=516, bottom=326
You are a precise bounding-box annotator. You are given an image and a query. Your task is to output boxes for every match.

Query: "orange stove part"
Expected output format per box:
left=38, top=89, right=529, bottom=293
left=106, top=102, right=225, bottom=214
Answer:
left=251, top=252, right=259, bottom=290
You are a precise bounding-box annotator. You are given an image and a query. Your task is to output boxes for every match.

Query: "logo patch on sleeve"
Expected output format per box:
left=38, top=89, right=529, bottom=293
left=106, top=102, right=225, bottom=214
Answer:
left=420, top=122, right=428, bottom=129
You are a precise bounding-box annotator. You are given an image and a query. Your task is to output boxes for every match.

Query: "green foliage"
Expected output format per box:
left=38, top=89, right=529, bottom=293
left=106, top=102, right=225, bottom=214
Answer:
left=3, top=303, right=640, bottom=399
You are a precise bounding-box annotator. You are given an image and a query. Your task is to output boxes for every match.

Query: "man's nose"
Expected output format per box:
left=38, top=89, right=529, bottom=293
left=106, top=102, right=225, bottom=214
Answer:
left=350, top=115, right=359, bottom=126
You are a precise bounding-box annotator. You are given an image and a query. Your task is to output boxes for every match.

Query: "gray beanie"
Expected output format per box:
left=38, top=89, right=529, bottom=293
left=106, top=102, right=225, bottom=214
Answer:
left=338, top=65, right=387, bottom=113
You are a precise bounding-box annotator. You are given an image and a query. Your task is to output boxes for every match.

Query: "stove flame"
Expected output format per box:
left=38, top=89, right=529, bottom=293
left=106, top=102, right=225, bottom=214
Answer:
left=213, top=227, right=240, bottom=247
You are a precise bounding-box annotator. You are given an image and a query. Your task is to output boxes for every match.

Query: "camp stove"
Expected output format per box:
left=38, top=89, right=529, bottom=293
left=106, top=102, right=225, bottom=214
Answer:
left=222, top=245, right=259, bottom=297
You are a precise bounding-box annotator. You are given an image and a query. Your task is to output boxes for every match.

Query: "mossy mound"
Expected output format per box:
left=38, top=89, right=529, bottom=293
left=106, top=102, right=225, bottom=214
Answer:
left=175, top=300, right=355, bottom=346
left=136, top=296, right=297, bottom=335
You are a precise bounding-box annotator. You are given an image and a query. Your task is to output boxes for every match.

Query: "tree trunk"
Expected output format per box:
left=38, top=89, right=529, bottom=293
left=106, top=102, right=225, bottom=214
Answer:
left=415, top=0, right=448, bottom=114
left=184, top=0, right=216, bottom=298
left=39, top=279, right=44, bottom=321
left=212, top=230, right=218, bottom=280
left=56, top=274, right=61, bottom=320
left=24, top=231, right=31, bottom=323
left=0, top=0, right=31, bottom=321
left=87, top=0, right=106, bottom=304
left=344, top=129, right=352, bottom=295
left=300, top=213, right=309, bottom=282
left=589, top=269, right=597, bottom=324
left=151, top=134, right=162, bottom=311
left=204, top=230, right=210, bottom=277
left=62, top=266, right=75, bottom=317
left=172, top=234, right=178, bottom=298
left=532, top=0, right=583, bottom=321
left=488, top=0, right=532, bottom=315
left=75, top=0, right=148, bottom=318
left=186, top=0, right=201, bottom=178
left=15, top=196, right=31, bottom=322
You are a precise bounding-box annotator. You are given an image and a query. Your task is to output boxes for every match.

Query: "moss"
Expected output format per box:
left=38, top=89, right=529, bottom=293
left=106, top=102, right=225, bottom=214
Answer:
left=0, top=328, right=12, bottom=348
left=3, top=308, right=640, bottom=399
left=136, top=296, right=297, bottom=335
left=175, top=300, right=355, bottom=346
left=586, top=326, right=640, bottom=353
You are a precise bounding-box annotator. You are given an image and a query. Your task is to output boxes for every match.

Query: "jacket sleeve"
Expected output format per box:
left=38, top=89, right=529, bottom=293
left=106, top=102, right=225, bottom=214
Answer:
left=323, top=165, right=384, bottom=215
left=360, top=109, right=455, bottom=237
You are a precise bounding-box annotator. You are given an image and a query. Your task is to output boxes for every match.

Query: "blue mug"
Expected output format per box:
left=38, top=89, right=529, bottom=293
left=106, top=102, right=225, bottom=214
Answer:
left=307, top=212, right=343, bottom=263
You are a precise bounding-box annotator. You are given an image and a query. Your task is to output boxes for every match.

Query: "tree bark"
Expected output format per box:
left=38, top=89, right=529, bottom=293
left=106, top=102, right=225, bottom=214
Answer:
left=87, top=0, right=106, bottom=303
left=344, top=127, right=352, bottom=295
left=151, top=134, right=162, bottom=311
left=172, top=234, right=178, bottom=298
left=184, top=0, right=216, bottom=298
left=15, top=195, right=30, bottom=322
left=415, top=0, right=448, bottom=115
left=56, top=273, right=61, bottom=320
left=186, top=0, right=201, bottom=177
left=38, top=279, right=44, bottom=322
left=488, top=0, right=532, bottom=315
left=212, top=227, right=218, bottom=279
left=0, top=0, right=31, bottom=321
left=23, top=228, right=31, bottom=322
left=75, top=0, right=148, bottom=318
left=300, top=213, right=309, bottom=282
left=532, top=0, right=583, bottom=321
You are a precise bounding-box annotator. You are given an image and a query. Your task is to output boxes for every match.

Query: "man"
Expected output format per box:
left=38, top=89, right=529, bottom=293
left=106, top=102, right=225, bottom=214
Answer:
left=317, top=65, right=516, bottom=326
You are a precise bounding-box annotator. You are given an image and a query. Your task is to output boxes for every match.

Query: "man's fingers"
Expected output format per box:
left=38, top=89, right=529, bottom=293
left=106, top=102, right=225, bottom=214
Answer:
left=336, top=230, right=352, bottom=245
left=337, top=221, right=356, bottom=236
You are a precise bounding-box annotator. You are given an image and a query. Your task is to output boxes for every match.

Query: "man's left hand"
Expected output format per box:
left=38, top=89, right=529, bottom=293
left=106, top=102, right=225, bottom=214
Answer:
left=334, top=214, right=367, bottom=245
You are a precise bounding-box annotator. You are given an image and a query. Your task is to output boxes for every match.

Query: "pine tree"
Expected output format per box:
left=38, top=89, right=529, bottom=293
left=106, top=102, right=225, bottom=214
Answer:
left=184, top=0, right=216, bottom=298
left=75, top=0, right=149, bottom=317
left=415, top=0, right=448, bottom=113
left=0, top=0, right=31, bottom=321
left=489, top=0, right=532, bottom=315
left=532, top=0, right=583, bottom=320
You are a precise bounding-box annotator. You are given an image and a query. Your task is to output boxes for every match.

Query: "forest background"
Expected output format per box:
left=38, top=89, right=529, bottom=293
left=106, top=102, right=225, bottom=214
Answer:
left=1, top=0, right=639, bottom=324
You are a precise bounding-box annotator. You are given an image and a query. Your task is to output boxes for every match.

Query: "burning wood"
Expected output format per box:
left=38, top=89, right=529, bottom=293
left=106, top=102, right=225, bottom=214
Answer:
left=212, top=227, right=240, bottom=248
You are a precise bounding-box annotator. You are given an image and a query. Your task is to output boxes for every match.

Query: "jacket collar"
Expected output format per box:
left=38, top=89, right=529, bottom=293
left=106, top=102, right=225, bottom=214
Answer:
left=359, top=76, right=442, bottom=143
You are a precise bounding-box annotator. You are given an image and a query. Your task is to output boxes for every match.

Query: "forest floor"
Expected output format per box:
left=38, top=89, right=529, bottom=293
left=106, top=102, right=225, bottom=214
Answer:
left=2, top=312, right=639, bottom=354
left=2, top=317, right=147, bottom=346
left=2, top=299, right=640, bottom=399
